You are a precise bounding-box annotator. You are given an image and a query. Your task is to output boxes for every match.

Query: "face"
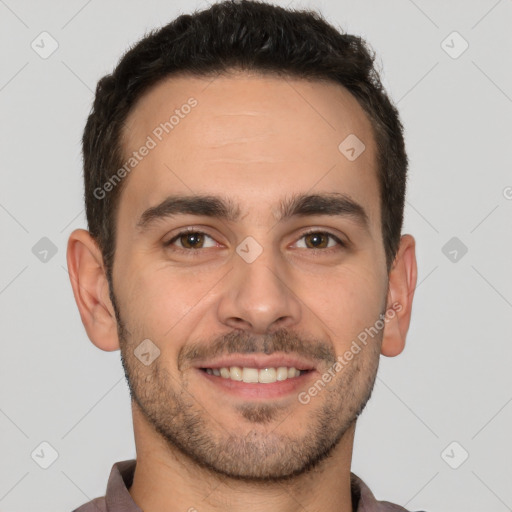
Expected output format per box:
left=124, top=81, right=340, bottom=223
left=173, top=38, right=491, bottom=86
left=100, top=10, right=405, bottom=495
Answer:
left=110, top=72, right=390, bottom=481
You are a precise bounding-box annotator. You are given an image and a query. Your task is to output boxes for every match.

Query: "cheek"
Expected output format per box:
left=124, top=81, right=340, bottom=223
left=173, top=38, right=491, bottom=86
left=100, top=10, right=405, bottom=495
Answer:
left=303, top=265, right=385, bottom=345
left=121, top=262, right=218, bottom=342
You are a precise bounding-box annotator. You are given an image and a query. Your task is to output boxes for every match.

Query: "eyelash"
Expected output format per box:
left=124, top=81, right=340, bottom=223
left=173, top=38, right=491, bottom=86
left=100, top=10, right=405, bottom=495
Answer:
left=164, top=227, right=346, bottom=256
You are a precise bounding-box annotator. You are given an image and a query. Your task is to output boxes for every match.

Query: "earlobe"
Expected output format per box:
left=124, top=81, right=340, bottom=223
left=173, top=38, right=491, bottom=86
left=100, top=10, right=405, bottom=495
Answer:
left=66, top=229, right=120, bottom=352
left=381, top=234, right=418, bottom=357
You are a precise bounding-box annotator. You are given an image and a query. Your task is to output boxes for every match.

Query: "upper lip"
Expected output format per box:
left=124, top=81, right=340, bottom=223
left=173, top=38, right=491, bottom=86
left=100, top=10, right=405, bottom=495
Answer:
left=193, top=353, right=317, bottom=371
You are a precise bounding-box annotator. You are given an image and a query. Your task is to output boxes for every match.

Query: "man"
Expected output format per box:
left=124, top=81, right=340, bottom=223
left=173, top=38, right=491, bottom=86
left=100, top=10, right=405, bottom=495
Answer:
left=67, top=0, right=420, bottom=510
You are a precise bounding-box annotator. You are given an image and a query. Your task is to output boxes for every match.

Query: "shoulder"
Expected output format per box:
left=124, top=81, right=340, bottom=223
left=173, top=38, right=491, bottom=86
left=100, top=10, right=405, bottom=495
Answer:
left=351, top=473, right=427, bottom=512
left=71, top=496, right=107, bottom=512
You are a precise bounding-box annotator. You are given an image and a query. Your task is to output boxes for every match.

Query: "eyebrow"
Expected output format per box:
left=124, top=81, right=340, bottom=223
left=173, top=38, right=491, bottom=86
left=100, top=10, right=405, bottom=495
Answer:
left=136, top=192, right=370, bottom=232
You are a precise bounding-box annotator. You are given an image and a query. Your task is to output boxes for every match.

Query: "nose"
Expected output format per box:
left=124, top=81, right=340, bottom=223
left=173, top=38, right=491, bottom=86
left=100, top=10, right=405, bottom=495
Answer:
left=216, top=245, right=302, bottom=334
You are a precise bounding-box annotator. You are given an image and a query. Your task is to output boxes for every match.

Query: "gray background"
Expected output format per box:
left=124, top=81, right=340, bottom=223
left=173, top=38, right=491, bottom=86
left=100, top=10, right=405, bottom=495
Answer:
left=1, top=0, right=511, bottom=511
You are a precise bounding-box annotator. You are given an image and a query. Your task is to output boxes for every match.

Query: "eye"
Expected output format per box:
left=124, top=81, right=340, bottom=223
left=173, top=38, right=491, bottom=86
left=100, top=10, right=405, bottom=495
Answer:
left=164, top=228, right=346, bottom=255
left=165, top=229, right=218, bottom=251
left=294, top=230, right=346, bottom=252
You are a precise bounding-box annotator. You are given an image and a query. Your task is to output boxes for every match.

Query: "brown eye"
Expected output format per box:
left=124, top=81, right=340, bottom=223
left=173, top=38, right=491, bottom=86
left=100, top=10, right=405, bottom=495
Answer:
left=296, top=230, right=345, bottom=250
left=166, top=230, right=217, bottom=250
left=304, top=232, right=329, bottom=249
left=178, top=232, right=205, bottom=249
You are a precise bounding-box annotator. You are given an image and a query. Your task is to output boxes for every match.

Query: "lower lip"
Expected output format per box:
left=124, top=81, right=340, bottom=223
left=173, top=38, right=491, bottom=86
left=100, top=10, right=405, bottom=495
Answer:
left=196, top=368, right=317, bottom=399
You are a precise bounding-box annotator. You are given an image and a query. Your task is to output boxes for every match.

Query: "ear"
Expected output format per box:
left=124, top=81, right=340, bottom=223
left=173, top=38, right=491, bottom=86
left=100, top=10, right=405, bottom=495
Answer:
left=381, top=234, right=418, bottom=357
left=66, top=228, right=120, bottom=351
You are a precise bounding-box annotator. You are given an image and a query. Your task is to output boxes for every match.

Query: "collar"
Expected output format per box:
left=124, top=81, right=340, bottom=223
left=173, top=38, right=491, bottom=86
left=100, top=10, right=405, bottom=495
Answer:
left=101, top=459, right=410, bottom=512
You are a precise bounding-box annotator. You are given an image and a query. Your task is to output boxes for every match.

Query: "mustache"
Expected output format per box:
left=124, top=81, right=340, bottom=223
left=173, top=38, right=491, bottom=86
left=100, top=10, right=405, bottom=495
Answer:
left=177, top=328, right=336, bottom=370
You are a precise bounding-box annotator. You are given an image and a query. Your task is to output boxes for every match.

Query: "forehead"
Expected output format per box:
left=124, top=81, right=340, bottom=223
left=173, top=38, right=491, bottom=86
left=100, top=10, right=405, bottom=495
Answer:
left=119, top=71, right=380, bottom=230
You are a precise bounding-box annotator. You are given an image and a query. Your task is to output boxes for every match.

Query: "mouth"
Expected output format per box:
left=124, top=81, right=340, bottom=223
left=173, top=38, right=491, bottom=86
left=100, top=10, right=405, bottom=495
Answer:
left=193, top=354, right=318, bottom=400
left=200, top=365, right=309, bottom=383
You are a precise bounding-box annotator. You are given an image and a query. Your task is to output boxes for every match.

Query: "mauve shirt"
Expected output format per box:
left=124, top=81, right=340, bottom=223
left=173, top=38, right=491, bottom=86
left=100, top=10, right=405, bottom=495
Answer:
left=72, top=459, right=423, bottom=512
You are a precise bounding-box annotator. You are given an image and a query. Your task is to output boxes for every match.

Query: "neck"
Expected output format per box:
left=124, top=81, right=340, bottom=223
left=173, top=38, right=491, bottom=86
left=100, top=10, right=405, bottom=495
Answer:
left=128, top=404, right=356, bottom=512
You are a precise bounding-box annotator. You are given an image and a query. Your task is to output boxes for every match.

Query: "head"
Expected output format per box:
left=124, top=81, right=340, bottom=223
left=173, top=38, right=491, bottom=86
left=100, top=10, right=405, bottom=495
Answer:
left=67, top=0, right=417, bottom=482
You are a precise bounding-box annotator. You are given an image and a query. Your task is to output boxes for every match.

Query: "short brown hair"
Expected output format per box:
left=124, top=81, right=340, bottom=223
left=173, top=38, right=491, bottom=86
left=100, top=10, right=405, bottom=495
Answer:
left=82, top=0, right=408, bottom=283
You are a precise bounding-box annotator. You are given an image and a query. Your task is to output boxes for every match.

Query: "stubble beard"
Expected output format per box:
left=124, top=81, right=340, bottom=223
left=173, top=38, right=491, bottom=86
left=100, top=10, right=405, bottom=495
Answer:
left=112, top=288, right=382, bottom=482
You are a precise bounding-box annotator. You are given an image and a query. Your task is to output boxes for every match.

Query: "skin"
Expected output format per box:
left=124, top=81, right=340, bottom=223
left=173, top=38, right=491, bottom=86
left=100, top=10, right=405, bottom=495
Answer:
left=67, top=71, right=417, bottom=512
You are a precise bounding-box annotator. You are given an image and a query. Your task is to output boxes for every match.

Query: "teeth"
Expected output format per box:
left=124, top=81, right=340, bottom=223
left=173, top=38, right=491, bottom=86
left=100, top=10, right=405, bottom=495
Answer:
left=258, top=367, right=276, bottom=383
left=229, top=366, right=243, bottom=381
left=204, top=366, right=304, bottom=383
left=276, top=367, right=289, bottom=381
left=242, top=367, right=259, bottom=383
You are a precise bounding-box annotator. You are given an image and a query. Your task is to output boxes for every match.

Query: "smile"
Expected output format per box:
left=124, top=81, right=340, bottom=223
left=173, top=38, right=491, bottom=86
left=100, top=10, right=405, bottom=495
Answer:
left=201, top=366, right=307, bottom=383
